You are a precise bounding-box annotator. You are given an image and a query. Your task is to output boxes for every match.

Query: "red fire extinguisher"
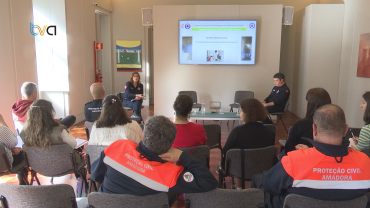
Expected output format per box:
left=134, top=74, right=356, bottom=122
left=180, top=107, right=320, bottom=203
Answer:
left=96, top=71, right=103, bottom=83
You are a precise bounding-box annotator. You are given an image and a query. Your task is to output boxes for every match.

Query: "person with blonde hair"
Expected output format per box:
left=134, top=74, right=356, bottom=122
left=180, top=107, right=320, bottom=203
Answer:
left=88, top=94, right=142, bottom=146
left=20, top=99, right=82, bottom=163
left=221, top=98, right=275, bottom=189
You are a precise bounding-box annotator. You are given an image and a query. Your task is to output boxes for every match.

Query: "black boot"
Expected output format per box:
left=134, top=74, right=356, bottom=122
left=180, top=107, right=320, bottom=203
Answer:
left=131, top=111, right=140, bottom=119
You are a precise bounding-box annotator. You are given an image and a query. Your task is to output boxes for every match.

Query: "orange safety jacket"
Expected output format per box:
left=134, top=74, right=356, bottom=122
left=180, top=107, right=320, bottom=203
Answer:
left=103, top=140, right=184, bottom=192
left=281, top=147, right=370, bottom=190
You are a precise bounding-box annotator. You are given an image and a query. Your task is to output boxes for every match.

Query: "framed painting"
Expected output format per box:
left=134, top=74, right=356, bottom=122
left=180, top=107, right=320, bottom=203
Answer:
left=116, top=40, right=142, bottom=72
left=357, top=33, right=370, bottom=78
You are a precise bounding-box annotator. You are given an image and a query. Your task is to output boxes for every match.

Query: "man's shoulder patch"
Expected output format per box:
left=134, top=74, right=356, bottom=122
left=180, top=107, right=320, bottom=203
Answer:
left=183, top=172, right=194, bottom=182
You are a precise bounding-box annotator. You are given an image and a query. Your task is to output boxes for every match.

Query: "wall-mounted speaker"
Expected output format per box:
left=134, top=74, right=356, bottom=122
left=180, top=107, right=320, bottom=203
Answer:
left=142, top=8, right=153, bottom=26
left=282, top=6, right=294, bottom=25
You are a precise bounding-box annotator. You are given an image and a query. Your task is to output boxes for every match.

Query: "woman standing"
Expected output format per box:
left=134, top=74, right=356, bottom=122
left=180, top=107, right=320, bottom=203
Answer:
left=122, top=72, right=145, bottom=121
left=89, top=94, right=142, bottom=146
left=354, top=92, right=370, bottom=150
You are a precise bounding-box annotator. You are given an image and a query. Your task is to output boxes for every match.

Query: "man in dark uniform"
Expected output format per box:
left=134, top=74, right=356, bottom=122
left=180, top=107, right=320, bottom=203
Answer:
left=262, top=73, right=290, bottom=124
left=84, top=83, right=105, bottom=122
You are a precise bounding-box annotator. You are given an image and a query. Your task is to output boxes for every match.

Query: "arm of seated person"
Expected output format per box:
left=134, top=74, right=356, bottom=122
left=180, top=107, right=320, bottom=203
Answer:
left=160, top=148, right=218, bottom=193
left=61, top=129, right=77, bottom=148
left=90, top=151, right=107, bottom=184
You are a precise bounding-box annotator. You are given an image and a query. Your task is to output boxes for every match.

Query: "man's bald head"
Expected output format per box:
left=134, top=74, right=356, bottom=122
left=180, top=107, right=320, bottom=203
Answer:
left=313, top=104, right=347, bottom=143
left=90, top=83, right=105, bottom=100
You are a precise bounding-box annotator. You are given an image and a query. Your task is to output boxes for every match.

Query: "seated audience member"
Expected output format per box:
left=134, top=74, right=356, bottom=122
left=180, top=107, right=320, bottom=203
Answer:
left=91, top=115, right=218, bottom=205
left=262, top=73, right=290, bottom=124
left=20, top=99, right=83, bottom=164
left=84, top=83, right=105, bottom=122
left=12, top=82, right=76, bottom=131
left=0, top=114, right=27, bottom=185
left=351, top=91, right=370, bottom=150
left=171, top=95, right=207, bottom=148
left=253, top=104, right=370, bottom=208
left=221, top=98, right=275, bottom=189
left=88, top=95, right=142, bottom=146
left=122, top=72, right=145, bottom=121
left=284, top=88, right=331, bottom=153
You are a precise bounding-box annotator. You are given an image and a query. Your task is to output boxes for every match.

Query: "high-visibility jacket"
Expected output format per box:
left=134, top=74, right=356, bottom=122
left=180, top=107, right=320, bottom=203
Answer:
left=262, top=140, right=370, bottom=208
left=103, top=140, right=184, bottom=192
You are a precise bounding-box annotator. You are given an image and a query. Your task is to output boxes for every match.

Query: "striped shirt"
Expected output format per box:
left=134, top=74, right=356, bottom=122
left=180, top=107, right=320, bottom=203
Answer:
left=356, top=124, right=370, bottom=151
left=0, top=126, right=18, bottom=167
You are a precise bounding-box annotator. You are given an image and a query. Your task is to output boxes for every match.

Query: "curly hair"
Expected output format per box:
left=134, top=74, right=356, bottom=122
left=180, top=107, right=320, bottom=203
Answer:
left=23, top=99, right=60, bottom=150
left=129, top=72, right=141, bottom=85
left=239, top=98, right=268, bottom=123
left=96, top=94, right=132, bottom=128
left=173, top=95, right=193, bottom=118
left=363, top=91, right=370, bottom=125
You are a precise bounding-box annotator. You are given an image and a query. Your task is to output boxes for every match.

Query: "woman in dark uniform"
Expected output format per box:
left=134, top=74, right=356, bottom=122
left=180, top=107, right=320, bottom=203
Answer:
left=123, top=72, right=145, bottom=120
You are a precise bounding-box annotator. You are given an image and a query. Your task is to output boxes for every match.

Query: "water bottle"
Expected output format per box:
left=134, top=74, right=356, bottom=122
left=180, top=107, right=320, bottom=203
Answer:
left=201, top=100, right=206, bottom=114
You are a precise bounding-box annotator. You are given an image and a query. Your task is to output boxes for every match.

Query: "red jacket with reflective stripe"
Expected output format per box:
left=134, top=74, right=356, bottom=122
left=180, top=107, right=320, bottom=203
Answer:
left=104, top=140, right=184, bottom=191
left=281, top=147, right=370, bottom=189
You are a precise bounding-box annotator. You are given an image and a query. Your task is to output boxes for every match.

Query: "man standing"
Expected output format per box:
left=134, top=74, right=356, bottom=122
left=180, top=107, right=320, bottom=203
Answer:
left=255, top=104, right=370, bottom=208
left=91, top=115, right=218, bottom=205
left=84, top=83, right=105, bottom=122
left=262, top=73, right=290, bottom=123
left=12, top=82, right=76, bottom=131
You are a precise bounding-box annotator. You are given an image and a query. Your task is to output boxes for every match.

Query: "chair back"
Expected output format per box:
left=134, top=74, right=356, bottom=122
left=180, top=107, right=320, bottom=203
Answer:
left=85, top=121, right=94, bottom=140
left=85, top=145, right=107, bottom=166
left=263, top=124, right=276, bottom=137
left=88, top=192, right=169, bottom=208
left=185, top=188, right=263, bottom=208
left=226, top=146, right=277, bottom=180
left=0, top=144, right=11, bottom=174
left=284, top=99, right=290, bottom=112
left=179, top=91, right=198, bottom=104
left=0, top=183, right=77, bottom=208
left=115, top=92, right=124, bottom=102
left=201, top=124, right=221, bottom=150
left=179, top=145, right=210, bottom=168
left=360, top=147, right=370, bottom=158
left=23, top=143, right=75, bottom=177
left=234, top=91, right=254, bottom=103
left=283, top=194, right=367, bottom=208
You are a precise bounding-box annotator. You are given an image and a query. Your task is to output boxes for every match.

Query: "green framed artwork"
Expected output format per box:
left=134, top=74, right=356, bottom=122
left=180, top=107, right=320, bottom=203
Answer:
left=116, top=40, right=142, bottom=72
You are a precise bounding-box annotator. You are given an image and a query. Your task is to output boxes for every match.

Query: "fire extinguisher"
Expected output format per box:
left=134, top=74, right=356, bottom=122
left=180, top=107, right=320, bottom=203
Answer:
left=96, top=71, right=103, bottom=83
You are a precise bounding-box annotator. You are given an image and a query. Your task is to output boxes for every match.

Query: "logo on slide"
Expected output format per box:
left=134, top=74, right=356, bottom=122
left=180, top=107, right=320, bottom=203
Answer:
left=30, top=22, right=57, bottom=36
left=249, top=23, right=255, bottom=29
left=185, top=23, right=191, bottom=29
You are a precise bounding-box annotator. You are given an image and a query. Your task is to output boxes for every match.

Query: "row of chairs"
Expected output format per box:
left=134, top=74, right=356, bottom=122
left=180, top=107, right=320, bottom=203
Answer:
left=1, top=183, right=366, bottom=208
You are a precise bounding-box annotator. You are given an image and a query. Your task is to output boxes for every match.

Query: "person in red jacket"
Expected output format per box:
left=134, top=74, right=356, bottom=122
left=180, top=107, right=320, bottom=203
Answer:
left=172, top=95, right=207, bottom=148
left=252, top=104, right=370, bottom=208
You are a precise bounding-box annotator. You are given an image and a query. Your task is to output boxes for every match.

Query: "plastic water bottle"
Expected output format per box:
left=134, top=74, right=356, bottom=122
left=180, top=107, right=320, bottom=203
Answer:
left=201, top=100, right=206, bottom=114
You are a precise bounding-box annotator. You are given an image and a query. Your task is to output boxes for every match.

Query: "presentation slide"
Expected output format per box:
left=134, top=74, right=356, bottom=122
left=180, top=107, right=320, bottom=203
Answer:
left=179, top=20, right=257, bottom=65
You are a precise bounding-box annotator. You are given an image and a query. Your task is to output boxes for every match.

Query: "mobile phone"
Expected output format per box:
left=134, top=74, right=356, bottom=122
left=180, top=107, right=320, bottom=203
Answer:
left=350, top=129, right=355, bottom=138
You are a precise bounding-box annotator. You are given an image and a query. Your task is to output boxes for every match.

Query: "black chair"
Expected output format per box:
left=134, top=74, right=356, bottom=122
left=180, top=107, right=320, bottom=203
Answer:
left=229, top=91, right=254, bottom=112
left=0, top=183, right=79, bottom=208
left=84, top=121, right=94, bottom=140
left=268, top=99, right=290, bottom=134
left=22, top=143, right=88, bottom=197
left=283, top=194, right=367, bottom=208
left=85, top=145, right=107, bottom=193
left=219, top=146, right=278, bottom=189
left=178, top=145, right=210, bottom=169
left=0, top=144, right=28, bottom=185
left=201, top=124, right=222, bottom=160
left=185, top=188, right=264, bottom=208
left=87, top=192, right=169, bottom=208
left=179, top=91, right=202, bottom=110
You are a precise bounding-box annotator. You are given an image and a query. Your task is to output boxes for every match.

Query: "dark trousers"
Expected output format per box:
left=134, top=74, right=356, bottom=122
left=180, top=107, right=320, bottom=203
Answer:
left=60, top=115, right=76, bottom=128
left=123, top=99, right=143, bottom=114
left=12, top=153, right=28, bottom=185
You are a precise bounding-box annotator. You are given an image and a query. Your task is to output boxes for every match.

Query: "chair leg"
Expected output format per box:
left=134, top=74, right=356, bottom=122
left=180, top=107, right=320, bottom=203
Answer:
left=30, top=170, right=41, bottom=185
left=50, top=177, right=54, bottom=183
left=280, top=117, right=288, bottom=134
left=88, top=180, right=92, bottom=193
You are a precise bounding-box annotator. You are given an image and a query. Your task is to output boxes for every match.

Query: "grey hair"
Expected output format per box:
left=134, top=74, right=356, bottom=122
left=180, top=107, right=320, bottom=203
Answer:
left=143, top=115, right=177, bottom=155
left=21, top=82, right=37, bottom=98
left=313, top=104, right=346, bottom=138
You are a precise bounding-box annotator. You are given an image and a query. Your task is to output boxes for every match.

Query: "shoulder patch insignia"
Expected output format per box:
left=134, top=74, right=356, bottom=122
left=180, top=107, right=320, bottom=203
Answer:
left=183, top=172, right=194, bottom=182
left=125, top=85, right=127, bottom=89
left=286, top=90, right=289, bottom=93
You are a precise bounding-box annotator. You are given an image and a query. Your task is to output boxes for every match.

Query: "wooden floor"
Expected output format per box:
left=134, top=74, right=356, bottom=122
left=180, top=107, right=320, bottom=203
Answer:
left=0, top=105, right=300, bottom=207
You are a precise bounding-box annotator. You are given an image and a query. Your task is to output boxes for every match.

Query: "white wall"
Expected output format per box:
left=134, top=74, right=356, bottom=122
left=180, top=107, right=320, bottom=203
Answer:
left=153, top=5, right=283, bottom=117
left=291, top=4, right=344, bottom=118
left=337, top=0, right=370, bottom=127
